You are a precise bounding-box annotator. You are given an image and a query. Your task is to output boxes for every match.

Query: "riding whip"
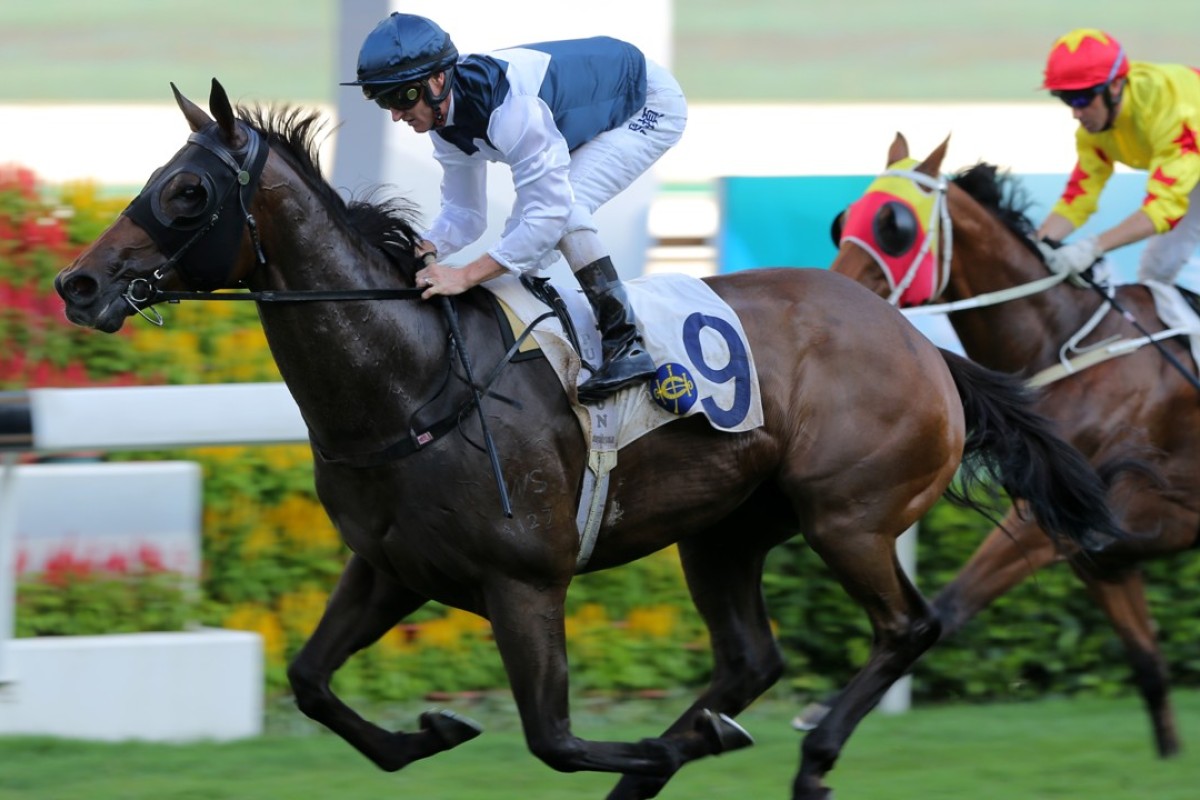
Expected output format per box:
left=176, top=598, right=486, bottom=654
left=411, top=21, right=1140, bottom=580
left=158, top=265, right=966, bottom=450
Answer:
left=439, top=296, right=514, bottom=518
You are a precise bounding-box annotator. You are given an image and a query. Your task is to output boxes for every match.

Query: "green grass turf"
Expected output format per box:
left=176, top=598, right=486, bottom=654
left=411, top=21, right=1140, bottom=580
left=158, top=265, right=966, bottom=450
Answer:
left=0, top=689, right=1196, bottom=799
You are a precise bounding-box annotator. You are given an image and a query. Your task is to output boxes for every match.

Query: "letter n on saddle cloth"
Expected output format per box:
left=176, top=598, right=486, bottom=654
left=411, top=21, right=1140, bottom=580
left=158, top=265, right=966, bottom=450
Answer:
left=486, top=271, right=764, bottom=568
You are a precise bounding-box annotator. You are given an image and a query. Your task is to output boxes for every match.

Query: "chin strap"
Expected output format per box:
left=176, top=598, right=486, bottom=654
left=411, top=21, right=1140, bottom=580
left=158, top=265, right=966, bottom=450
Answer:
left=425, top=66, right=455, bottom=128
left=1099, top=81, right=1124, bottom=131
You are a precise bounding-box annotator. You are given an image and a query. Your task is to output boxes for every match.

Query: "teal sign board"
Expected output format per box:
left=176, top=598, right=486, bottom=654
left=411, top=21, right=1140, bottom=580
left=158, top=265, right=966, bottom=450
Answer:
left=718, top=173, right=1154, bottom=283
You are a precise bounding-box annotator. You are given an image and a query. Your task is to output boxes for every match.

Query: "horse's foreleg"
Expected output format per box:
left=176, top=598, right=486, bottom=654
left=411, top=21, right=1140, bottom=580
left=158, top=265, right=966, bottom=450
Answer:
left=931, top=511, right=1061, bottom=639
left=1075, top=566, right=1179, bottom=758
left=791, top=529, right=940, bottom=800
left=485, top=577, right=722, bottom=777
left=607, top=530, right=773, bottom=800
left=288, top=554, right=479, bottom=770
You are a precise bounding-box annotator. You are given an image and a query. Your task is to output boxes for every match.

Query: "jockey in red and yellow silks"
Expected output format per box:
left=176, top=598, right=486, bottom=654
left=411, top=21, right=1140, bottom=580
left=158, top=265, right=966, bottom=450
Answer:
left=1036, top=29, right=1200, bottom=285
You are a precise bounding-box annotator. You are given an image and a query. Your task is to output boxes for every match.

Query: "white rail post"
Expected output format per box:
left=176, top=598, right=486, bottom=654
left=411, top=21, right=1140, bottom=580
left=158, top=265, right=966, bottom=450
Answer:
left=878, top=523, right=918, bottom=714
left=0, top=452, right=18, bottom=684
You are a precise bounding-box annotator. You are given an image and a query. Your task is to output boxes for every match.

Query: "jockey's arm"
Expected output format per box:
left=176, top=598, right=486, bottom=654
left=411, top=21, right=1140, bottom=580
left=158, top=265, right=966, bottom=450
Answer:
left=1039, top=207, right=1155, bottom=252
left=1037, top=212, right=1076, bottom=243
left=1094, top=208, right=1158, bottom=253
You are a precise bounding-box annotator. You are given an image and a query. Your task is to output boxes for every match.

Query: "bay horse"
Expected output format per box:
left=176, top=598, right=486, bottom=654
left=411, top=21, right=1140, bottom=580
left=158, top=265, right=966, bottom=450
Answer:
left=55, top=82, right=1128, bottom=800
left=829, top=132, right=1199, bottom=758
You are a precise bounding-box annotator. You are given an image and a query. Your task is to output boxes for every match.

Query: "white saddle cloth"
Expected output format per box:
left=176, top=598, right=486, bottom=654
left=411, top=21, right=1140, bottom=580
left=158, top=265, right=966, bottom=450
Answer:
left=485, top=271, right=764, bottom=453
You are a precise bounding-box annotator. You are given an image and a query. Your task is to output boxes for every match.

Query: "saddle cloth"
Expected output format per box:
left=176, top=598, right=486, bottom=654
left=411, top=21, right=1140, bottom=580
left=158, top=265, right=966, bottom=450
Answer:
left=485, top=271, right=764, bottom=453
left=1144, top=280, right=1200, bottom=370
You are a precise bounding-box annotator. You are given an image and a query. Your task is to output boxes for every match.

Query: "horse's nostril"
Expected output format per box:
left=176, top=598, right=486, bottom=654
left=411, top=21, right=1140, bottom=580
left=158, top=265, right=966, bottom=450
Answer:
left=56, top=272, right=99, bottom=302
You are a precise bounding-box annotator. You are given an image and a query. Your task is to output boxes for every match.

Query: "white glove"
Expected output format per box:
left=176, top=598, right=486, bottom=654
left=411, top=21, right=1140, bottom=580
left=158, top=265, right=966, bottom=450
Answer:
left=1044, top=236, right=1104, bottom=276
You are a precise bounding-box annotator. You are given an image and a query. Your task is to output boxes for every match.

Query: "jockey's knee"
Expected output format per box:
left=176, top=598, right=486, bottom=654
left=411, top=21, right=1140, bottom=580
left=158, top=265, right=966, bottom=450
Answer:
left=1137, top=258, right=1183, bottom=284
left=1137, top=232, right=1195, bottom=284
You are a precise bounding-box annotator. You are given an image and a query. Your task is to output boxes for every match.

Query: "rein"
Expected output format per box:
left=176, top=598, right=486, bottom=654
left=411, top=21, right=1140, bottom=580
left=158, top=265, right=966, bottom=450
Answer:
left=883, top=170, right=1200, bottom=392
left=879, top=168, right=1073, bottom=317
left=134, top=284, right=426, bottom=305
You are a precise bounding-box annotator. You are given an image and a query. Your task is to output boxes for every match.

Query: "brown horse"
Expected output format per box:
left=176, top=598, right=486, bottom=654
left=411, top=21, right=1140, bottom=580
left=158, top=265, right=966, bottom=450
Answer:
left=55, top=82, right=1128, bottom=800
left=829, top=132, right=1200, bottom=759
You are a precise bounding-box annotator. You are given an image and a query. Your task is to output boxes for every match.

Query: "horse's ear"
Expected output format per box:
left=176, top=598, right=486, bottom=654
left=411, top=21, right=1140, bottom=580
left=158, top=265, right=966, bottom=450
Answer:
left=172, top=82, right=213, bottom=132
left=207, top=79, right=245, bottom=147
left=887, top=132, right=909, bottom=166
left=916, top=135, right=951, bottom=177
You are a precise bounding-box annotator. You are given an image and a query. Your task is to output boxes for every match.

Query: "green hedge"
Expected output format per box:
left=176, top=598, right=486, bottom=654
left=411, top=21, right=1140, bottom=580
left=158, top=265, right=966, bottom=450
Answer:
left=765, top=496, right=1200, bottom=704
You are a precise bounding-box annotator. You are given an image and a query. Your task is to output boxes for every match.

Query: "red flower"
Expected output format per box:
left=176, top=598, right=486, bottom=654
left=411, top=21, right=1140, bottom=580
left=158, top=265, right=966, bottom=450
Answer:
left=103, top=553, right=130, bottom=575
left=43, top=548, right=94, bottom=587
left=63, top=360, right=89, bottom=386
left=137, top=544, right=166, bottom=572
left=0, top=164, right=39, bottom=200
left=18, top=217, right=67, bottom=250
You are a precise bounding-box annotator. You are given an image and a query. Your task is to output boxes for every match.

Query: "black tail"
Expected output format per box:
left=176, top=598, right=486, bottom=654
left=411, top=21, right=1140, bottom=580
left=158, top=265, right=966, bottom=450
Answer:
left=938, top=349, right=1127, bottom=552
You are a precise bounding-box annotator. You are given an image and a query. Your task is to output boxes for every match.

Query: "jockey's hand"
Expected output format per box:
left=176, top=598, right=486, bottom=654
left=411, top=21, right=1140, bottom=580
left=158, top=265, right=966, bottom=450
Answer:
left=1044, top=235, right=1104, bottom=276
left=416, top=261, right=471, bottom=300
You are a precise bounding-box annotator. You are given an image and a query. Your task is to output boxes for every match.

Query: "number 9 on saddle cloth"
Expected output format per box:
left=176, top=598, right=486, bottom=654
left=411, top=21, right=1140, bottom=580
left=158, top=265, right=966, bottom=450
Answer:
left=495, top=271, right=764, bottom=452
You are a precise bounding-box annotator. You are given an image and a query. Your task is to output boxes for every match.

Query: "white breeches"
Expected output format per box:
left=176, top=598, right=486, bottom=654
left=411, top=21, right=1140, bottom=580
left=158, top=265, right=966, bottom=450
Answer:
left=555, top=60, right=688, bottom=271
left=1138, top=183, right=1200, bottom=284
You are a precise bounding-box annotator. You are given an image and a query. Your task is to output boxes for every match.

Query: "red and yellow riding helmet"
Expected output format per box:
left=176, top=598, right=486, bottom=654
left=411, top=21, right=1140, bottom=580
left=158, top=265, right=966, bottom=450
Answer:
left=1042, top=29, right=1129, bottom=91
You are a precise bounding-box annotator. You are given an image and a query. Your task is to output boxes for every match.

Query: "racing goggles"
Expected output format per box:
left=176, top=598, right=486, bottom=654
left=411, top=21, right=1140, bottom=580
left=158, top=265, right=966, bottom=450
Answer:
left=368, top=82, right=424, bottom=111
left=1052, top=84, right=1107, bottom=109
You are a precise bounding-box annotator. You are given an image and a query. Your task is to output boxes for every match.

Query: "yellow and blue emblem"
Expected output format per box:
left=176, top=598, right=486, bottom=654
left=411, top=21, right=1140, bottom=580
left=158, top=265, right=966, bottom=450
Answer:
left=652, top=362, right=698, bottom=415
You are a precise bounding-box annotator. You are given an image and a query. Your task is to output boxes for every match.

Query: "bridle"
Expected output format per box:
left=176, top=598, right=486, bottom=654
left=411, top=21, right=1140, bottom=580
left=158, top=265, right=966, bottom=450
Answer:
left=121, top=121, right=269, bottom=324
left=118, top=121, right=446, bottom=319
left=861, top=166, right=954, bottom=307
left=870, top=168, right=1073, bottom=317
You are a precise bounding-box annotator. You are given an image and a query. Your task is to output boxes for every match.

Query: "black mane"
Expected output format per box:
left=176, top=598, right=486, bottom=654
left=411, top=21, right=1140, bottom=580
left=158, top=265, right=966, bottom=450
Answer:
left=238, top=105, right=424, bottom=276
left=950, top=162, right=1040, bottom=243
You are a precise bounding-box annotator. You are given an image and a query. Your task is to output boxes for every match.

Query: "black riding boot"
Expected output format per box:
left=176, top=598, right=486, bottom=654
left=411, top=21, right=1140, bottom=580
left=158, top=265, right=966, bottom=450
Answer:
left=575, top=257, right=656, bottom=401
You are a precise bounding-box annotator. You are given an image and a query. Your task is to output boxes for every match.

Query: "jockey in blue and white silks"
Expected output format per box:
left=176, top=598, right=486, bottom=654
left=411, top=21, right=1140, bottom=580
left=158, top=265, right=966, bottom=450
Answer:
left=343, top=13, right=688, bottom=401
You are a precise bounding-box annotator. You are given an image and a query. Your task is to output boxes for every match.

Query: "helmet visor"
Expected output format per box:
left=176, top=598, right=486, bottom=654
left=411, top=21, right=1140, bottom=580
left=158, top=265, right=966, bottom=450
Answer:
left=1052, top=84, right=1106, bottom=109
left=367, top=82, right=424, bottom=111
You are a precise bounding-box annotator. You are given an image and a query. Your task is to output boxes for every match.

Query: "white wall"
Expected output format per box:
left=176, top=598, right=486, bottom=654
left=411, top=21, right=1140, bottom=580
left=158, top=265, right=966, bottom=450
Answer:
left=12, top=461, right=202, bottom=577
left=0, top=630, right=263, bottom=742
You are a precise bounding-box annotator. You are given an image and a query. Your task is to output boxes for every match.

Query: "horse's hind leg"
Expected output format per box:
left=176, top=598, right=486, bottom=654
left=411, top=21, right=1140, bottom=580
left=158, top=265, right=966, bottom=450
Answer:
left=788, top=512, right=1064, bottom=734
left=1076, top=566, right=1179, bottom=758
left=484, top=575, right=733, bottom=777
left=792, top=527, right=940, bottom=800
left=288, top=554, right=480, bottom=770
left=930, top=510, right=1061, bottom=639
left=607, top=520, right=783, bottom=800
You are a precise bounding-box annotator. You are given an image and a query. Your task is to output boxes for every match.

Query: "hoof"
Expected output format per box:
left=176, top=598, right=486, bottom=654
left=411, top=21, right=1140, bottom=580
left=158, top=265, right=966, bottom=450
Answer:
left=419, top=708, right=483, bottom=750
left=792, top=701, right=831, bottom=732
left=695, top=709, right=754, bottom=754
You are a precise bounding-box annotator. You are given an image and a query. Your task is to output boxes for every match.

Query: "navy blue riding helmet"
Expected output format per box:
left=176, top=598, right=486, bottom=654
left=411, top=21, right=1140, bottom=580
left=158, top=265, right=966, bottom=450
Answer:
left=341, top=13, right=458, bottom=115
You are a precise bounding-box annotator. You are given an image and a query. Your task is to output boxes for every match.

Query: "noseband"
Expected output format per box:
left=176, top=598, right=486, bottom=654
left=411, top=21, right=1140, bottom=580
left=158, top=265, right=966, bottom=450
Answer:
left=121, top=121, right=269, bottom=324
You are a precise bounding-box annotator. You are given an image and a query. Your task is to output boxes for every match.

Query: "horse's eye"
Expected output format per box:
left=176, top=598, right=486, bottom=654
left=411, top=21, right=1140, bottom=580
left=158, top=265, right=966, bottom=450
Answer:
left=873, top=201, right=918, bottom=256
left=176, top=183, right=207, bottom=208
left=829, top=210, right=846, bottom=247
left=162, top=176, right=209, bottom=222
